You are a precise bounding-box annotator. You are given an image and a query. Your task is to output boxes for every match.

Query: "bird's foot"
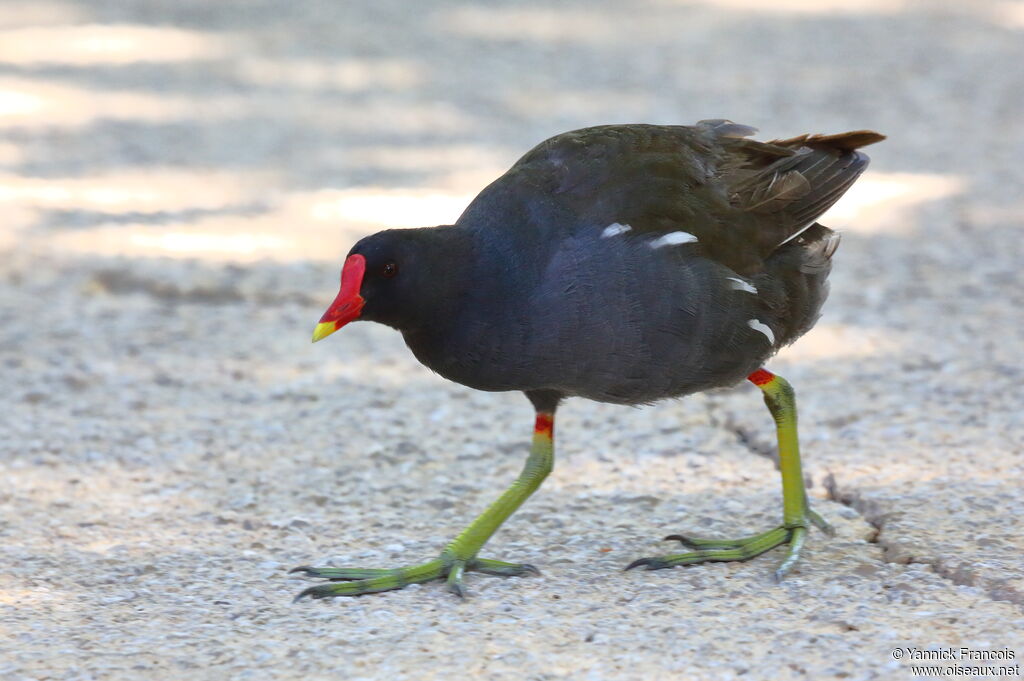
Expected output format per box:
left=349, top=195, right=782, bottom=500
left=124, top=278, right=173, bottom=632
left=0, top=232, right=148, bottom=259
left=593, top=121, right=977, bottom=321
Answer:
left=290, top=555, right=539, bottom=601
left=625, top=509, right=833, bottom=581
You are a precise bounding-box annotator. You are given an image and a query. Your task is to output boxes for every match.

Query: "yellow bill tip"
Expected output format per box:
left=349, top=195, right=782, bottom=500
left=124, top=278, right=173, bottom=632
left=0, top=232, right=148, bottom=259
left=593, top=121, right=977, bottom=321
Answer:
left=312, top=321, right=338, bottom=343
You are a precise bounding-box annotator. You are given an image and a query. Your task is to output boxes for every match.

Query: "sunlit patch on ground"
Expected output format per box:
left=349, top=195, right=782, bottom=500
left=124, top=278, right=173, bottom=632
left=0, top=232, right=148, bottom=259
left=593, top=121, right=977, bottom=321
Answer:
left=305, top=188, right=475, bottom=229
left=0, top=87, right=43, bottom=117
left=991, top=1, right=1024, bottom=29
left=0, top=24, right=230, bottom=65
left=0, top=170, right=269, bottom=212
left=778, top=323, right=908, bottom=362
left=43, top=212, right=344, bottom=263
left=821, top=171, right=965, bottom=233
left=26, top=183, right=479, bottom=262
left=103, top=230, right=294, bottom=258
left=0, top=77, right=245, bottom=128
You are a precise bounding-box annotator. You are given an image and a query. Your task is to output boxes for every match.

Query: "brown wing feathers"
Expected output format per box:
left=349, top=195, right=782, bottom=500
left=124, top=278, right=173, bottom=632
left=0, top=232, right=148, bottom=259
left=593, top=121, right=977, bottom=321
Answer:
left=722, top=127, right=885, bottom=250
left=771, top=130, right=887, bottom=152
left=501, top=122, right=883, bottom=275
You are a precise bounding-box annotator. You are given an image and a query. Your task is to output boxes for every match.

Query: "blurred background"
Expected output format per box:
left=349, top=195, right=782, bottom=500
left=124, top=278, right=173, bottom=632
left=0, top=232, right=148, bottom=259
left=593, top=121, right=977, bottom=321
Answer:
left=4, top=0, right=1022, bottom=263
left=2, top=1, right=1022, bottom=679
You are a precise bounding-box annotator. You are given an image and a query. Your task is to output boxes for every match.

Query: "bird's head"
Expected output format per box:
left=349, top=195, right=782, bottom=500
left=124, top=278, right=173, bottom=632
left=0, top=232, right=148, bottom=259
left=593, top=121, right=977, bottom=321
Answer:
left=312, top=226, right=465, bottom=342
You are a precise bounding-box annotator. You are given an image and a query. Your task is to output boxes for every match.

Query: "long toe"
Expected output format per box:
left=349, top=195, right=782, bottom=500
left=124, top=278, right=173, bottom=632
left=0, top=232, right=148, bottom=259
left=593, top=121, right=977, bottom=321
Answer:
left=289, top=566, right=399, bottom=581
left=663, top=526, right=789, bottom=550
left=663, top=534, right=744, bottom=550
left=290, top=554, right=541, bottom=601
left=627, top=526, right=795, bottom=573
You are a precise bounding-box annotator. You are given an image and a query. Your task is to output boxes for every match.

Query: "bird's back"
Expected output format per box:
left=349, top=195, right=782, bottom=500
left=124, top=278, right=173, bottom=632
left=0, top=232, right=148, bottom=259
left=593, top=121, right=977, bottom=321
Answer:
left=467, top=121, right=880, bottom=270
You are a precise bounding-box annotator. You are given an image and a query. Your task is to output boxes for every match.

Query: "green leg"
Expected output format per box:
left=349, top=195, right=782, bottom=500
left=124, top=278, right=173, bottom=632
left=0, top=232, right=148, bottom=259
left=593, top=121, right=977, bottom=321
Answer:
left=627, top=368, right=833, bottom=581
left=292, top=410, right=555, bottom=600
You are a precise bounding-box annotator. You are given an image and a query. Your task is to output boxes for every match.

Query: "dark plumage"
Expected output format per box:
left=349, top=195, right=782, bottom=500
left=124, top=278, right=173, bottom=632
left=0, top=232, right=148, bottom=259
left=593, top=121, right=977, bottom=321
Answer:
left=344, top=121, right=879, bottom=404
left=295, top=120, right=884, bottom=600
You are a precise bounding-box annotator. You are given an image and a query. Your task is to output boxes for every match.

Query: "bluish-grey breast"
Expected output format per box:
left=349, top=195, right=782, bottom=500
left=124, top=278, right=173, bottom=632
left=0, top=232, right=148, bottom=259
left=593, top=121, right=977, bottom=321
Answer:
left=420, top=226, right=769, bottom=403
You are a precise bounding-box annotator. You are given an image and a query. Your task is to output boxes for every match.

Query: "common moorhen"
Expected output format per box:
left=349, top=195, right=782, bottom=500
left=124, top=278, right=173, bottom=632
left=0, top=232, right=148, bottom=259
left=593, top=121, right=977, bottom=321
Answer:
left=292, top=120, right=884, bottom=600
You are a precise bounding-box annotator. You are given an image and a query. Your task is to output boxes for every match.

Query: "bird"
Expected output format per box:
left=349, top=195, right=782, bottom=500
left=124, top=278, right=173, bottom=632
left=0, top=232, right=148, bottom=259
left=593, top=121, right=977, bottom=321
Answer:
left=290, top=120, right=884, bottom=600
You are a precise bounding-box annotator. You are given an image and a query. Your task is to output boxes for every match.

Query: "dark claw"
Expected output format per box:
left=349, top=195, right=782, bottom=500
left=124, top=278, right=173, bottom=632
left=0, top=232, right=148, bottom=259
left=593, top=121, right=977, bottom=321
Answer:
left=468, top=560, right=542, bottom=577
left=288, top=566, right=363, bottom=581
left=294, top=583, right=367, bottom=602
left=663, top=534, right=698, bottom=548
left=292, top=585, right=326, bottom=603
left=290, top=565, right=356, bottom=580
left=626, top=557, right=675, bottom=571
left=448, top=582, right=466, bottom=599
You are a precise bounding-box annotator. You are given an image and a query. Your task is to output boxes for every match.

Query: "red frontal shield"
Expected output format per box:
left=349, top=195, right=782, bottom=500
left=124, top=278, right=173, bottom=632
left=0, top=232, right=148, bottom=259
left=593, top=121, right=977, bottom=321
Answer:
left=312, top=254, right=366, bottom=342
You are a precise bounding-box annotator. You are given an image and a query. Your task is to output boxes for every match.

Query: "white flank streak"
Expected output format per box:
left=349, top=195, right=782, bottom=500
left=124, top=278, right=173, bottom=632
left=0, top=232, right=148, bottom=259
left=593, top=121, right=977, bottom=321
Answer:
left=601, top=222, right=632, bottom=238
left=649, top=231, right=698, bottom=248
left=747, top=319, right=776, bottom=345
left=727, top=277, right=757, bottom=294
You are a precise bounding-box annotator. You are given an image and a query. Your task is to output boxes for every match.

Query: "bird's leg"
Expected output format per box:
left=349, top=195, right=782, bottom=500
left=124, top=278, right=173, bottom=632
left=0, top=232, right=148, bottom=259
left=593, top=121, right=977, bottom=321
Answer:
left=292, top=409, right=555, bottom=600
left=626, top=368, right=833, bottom=581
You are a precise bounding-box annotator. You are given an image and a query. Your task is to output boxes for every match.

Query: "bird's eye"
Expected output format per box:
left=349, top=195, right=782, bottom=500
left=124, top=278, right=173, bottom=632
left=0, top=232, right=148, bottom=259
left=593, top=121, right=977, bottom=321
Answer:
left=381, top=261, right=398, bottom=278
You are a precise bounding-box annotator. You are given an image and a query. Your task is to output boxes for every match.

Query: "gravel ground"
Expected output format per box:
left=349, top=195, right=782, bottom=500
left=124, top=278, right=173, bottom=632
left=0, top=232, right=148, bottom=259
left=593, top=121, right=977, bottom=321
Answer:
left=2, top=1, right=1023, bottom=679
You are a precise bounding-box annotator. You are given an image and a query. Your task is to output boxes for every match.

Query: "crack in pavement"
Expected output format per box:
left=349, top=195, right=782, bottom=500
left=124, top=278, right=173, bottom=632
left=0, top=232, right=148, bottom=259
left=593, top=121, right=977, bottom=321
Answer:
left=704, top=394, right=777, bottom=465
left=823, top=472, right=1023, bottom=609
